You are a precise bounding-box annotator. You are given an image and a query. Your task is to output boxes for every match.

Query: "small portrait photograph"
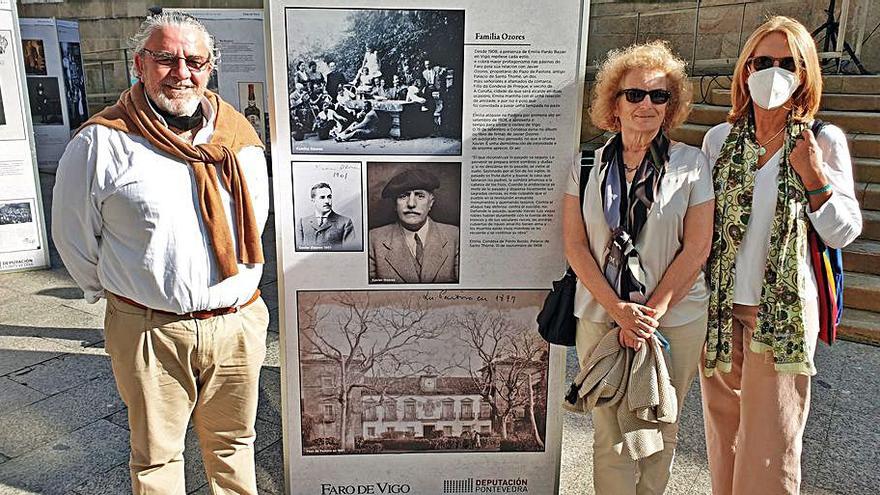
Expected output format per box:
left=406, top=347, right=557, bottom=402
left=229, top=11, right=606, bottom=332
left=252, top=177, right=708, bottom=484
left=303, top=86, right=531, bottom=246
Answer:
left=285, top=7, right=464, bottom=155
left=60, top=41, right=88, bottom=129
left=367, top=162, right=461, bottom=284
left=21, top=39, right=47, bottom=75
left=238, top=82, right=266, bottom=144
left=26, top=77, right=64, bottom=126
left=292, top=161, right=363, bottom=252
left=297, top=289, right=550, bottom=456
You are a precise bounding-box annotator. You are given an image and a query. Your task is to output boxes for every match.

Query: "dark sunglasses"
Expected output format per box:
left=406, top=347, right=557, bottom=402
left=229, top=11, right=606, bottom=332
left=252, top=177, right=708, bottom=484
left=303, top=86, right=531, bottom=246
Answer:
left=747, top=55, right=798, bottom=72
left=142, top=48, right=211, bottom=72
left=617, top=88, right=672, bottom=105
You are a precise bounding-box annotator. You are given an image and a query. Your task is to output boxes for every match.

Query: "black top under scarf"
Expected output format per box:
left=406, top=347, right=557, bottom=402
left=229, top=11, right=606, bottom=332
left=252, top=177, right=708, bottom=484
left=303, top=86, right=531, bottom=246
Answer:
left=149, top=96, right=205, bottom=131
left=599, top=131, right=669, bottom=303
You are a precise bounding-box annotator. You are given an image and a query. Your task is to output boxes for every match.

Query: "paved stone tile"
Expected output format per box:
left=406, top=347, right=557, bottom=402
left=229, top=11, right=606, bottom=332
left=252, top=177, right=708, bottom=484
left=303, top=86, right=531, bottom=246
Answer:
left=257, top=368, right=282, bottom=426
left=0, top=304, right=104, bottom=351
left=0, top=266, right=75, bottom=298
left=261, top=280, right=279, bottom=312
left=264, top=331, right=281, bottom=370
left=0, top=377, right=46, bottom=416
left=0, top=375, right=124, bottom=458
left=0, top=420, right=128, bottom=494
left=61, top=296, right=106, bottom=318
left=0, top=335, right=70, bottom=377
left=254, top=439, right=284, bottom=495
left=70, top=463, right=130, bottom=495
left=8, top=352, right=112, bottom=396
left=812, top=408, right=880, bottom=495
left=188, top=483, right=211, bottom=495
left=105, top=408, right=129, bottom=431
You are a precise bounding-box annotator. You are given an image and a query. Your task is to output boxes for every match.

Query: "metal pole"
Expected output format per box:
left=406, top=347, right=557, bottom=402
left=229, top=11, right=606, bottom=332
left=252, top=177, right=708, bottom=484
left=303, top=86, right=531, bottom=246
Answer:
left=123, top=48, right=130, bottom=87
left=635, top=12, right=641, bottom=44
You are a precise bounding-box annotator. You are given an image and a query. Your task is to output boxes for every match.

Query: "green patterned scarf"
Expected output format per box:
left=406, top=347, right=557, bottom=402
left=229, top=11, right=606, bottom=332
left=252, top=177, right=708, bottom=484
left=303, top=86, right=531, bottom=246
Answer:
left=704, top=116, right=816, bottom=377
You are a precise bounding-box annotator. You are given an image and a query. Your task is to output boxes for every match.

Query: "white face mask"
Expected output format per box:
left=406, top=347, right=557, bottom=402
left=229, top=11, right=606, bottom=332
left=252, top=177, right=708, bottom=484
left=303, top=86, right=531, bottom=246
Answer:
left=747, top=67, right=800, bottom=110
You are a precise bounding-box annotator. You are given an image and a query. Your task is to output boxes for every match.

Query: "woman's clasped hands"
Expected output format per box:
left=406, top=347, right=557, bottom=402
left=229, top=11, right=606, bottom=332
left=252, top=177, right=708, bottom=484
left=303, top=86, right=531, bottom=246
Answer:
left=610, top=301, right=660, bottom=350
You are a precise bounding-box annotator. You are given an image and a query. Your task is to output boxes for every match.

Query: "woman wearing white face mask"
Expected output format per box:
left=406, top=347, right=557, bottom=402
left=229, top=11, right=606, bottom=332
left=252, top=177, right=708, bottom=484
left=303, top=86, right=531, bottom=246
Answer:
left=700, top=16, right=861, bottom=495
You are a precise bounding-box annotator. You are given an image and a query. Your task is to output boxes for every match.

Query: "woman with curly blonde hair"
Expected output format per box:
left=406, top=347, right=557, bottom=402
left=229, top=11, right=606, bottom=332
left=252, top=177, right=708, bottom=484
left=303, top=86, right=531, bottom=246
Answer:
left=700, top=16, right=861, bottom=495
left=563, top=40, right=714, bottom=493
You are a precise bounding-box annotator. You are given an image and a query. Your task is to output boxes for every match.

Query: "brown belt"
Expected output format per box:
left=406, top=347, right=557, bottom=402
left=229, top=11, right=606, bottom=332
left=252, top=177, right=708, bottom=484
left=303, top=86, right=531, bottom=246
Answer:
left=111, top=290, right=261, bottom=320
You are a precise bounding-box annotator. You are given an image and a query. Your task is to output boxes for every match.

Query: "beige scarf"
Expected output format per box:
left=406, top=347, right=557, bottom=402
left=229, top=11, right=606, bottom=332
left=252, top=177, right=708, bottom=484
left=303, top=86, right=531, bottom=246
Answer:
left=80, top=81, right=265, bottom=280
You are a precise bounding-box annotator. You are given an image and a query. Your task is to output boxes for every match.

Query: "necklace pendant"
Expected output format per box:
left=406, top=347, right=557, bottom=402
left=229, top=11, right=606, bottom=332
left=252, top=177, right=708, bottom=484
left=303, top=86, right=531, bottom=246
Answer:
left=758, top=146, right=766, bottom=157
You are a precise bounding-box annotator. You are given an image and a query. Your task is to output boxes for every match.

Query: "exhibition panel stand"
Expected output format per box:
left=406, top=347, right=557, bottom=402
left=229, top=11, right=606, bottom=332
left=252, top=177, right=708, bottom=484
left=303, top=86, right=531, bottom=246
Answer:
left=264, top=1, right=590, bottom=493
left=0, top=1, right=50, bottom=273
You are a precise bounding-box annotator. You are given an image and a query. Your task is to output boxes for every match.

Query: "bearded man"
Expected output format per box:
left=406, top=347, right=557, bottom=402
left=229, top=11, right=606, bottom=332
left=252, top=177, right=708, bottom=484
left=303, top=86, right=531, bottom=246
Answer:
left=52, top=12, right=269, bottom=494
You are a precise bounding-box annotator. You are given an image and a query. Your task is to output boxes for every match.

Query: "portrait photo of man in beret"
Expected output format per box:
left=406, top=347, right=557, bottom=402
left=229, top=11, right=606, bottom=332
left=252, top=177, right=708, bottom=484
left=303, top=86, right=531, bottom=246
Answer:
left=367, top=163, right=461, bottom=284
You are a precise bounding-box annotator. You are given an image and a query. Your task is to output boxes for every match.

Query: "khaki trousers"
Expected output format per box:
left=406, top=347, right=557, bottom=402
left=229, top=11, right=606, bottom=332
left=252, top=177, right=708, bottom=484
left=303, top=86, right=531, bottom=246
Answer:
left=103, top=293, right=269, bottom=495
left=576, top=313, right=708, bottom=495
left=700, top=302, right=818, bottom=495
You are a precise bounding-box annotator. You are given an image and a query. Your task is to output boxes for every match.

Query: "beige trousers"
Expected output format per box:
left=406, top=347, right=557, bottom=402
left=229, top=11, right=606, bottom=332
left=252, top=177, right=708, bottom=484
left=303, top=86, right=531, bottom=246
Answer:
left=700, top=302, right=818, bottom=495
left=576, top=313, right=708, bottom=495
left=103, top=293, right=269, bottom=495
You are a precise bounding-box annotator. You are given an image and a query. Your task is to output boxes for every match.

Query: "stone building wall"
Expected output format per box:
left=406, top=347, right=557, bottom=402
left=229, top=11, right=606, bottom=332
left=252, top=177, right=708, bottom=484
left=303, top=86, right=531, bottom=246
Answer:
left=587, top=0, right=879, bottom=74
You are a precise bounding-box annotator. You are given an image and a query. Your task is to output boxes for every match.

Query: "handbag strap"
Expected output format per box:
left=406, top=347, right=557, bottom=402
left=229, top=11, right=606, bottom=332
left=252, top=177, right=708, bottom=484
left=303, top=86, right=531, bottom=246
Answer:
left=565, top=160, right=592, bottom=276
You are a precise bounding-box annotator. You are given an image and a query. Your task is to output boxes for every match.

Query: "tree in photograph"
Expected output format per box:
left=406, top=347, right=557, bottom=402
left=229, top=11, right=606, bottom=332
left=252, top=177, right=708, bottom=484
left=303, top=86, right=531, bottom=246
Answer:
left=298, top=292, right=447, bottom=450
left=454, top=308, right=548, bottom=446
left=331, top=10, right=464, bottom=83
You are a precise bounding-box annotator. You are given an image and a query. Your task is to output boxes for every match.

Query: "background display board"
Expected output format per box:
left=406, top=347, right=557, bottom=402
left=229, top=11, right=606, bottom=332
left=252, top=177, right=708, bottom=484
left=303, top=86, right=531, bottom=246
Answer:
left=174, top=8, right=270, bottom=147
left=266, top=1, right=590, bottom=493
left=19, top=17, right=84, bottom=170
left=0, top=0, right=50, bottom=273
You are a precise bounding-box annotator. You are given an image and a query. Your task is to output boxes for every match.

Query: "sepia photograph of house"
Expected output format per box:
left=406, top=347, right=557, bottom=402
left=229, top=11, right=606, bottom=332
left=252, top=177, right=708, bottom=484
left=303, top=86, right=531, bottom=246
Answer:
left=296, top=289, right=549, bottom=455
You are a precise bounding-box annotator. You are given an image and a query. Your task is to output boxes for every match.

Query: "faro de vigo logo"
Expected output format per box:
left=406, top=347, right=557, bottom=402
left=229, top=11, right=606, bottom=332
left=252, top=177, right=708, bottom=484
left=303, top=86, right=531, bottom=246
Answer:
left=320, top=482, right=411, bottom=494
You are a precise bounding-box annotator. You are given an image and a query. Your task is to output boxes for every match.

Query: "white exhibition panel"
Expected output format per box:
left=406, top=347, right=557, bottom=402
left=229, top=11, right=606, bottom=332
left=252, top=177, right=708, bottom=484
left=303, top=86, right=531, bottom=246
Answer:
left=19, top=17, right=70, bottom=169
left=0, top=1, right=49, bottom=273
left=175, top=8, right=270, bottom=146
left=265, top=1, right=590, bottom=493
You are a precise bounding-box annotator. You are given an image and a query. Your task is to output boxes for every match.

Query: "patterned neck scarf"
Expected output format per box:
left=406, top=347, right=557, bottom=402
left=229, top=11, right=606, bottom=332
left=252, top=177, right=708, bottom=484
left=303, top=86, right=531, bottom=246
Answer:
left=600, top=131, right=669, bottom=303
left=705, top=115, right=815, bottom=376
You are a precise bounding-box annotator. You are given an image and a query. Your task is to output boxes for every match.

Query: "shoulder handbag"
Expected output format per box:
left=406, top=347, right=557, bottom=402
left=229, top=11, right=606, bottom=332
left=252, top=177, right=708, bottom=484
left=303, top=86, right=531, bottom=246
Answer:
left=536, top=161, right=591, bottom=346
left=807, top=119, right=845, bottom=345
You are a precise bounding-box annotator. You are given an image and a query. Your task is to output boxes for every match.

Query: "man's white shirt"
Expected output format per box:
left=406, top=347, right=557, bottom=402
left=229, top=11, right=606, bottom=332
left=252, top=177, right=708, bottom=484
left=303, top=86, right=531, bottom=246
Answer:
left=52, top=96, right=269, bottom=314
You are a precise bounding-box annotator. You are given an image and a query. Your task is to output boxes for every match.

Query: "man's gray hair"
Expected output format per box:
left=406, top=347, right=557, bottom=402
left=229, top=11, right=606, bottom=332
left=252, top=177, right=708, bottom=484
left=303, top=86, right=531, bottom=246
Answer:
left=129, top=11, right=217, bottom=78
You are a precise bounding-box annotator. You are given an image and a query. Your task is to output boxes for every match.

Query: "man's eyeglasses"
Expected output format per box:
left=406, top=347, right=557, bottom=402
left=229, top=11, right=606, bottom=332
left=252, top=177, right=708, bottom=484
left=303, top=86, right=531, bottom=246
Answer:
left=747, top=55, right=798, bottom=73
left=142, top=48, right=211, bottom=72
left=617, top=88, right=672, bottom=105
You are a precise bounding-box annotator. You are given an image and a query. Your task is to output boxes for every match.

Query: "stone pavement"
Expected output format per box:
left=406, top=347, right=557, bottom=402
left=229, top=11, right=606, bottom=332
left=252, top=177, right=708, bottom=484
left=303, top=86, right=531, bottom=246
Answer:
left=0, top=172, right=877, bottom=494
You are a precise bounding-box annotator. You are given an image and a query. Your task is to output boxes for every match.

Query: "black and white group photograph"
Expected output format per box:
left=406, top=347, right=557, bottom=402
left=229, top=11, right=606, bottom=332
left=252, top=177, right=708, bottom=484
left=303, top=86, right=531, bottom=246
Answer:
left=285, top=8, right=464, bottom=155
left=21, top=39, right=46, bottom=75
left=296, top=289, right=549, bottom=456
left=292, top=161, right=363, bottom=252
left=367, top=162, right=460, bottom=284
left=26, top=76, right=63, bottom=126
left=0, top=201, right=33, bottom=225
left=60, top=41, right=87, bottom=130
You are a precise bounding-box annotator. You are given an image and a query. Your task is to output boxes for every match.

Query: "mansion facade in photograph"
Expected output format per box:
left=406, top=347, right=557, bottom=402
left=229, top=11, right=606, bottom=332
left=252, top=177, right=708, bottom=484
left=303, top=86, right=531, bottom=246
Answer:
left=359, top=375, right=493, bottom=439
